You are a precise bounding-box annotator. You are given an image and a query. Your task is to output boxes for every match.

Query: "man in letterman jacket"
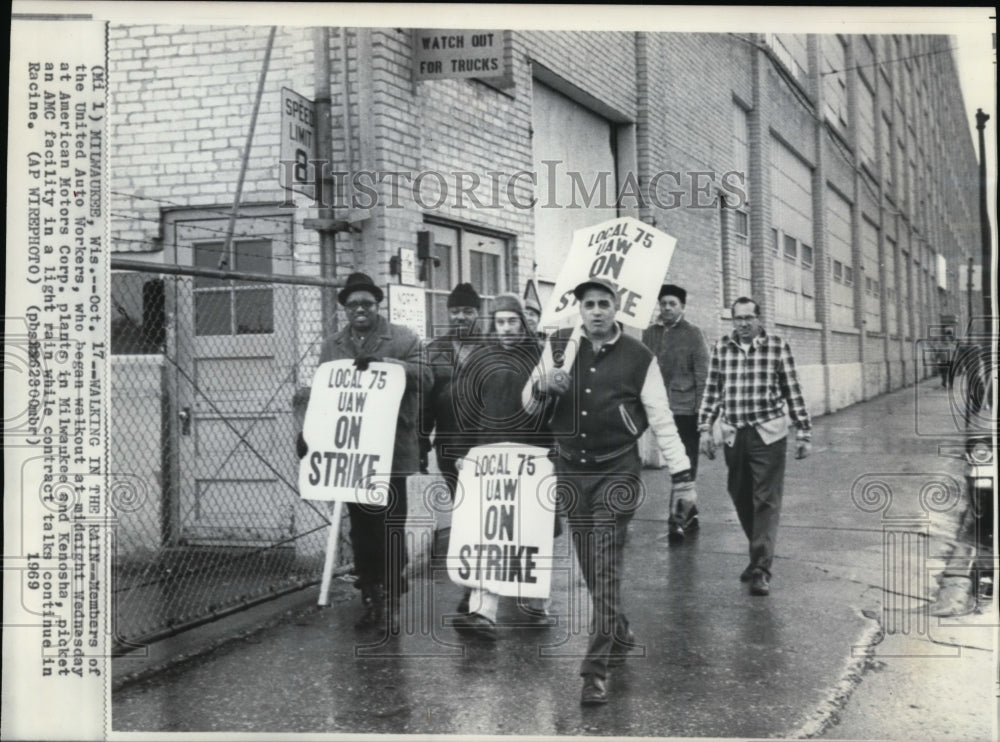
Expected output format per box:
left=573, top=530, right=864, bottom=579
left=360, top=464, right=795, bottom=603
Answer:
left=529, top=277, right=694, bottom=706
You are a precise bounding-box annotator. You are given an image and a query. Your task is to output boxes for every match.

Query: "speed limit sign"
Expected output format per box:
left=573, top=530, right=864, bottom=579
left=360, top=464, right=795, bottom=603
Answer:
left=279, top=87, right=317, bottom=199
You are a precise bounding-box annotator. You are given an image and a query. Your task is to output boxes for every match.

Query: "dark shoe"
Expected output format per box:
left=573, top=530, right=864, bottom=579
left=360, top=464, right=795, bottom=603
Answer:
left=667, top=521, right=685, bottom=543
left=453, top=612, right=498, bottom=641
left=580, top=674, right=608, bottom=705
left=739, top=564, right=754, bottom=583
left=607, top=628, right=637, bottom=667
left=750, top=571, right=770, bottom=596
left=456, top=587, right=471, bottom=614
left=354, top=584, right=385, bottom=629
left=681, top=505, right=700, bottom=533
left=517, top=600, right=556, bottom=627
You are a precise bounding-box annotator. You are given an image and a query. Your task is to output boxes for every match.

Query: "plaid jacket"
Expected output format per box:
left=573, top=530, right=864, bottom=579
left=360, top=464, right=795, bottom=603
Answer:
left=697, top=329, right=811, bottom=440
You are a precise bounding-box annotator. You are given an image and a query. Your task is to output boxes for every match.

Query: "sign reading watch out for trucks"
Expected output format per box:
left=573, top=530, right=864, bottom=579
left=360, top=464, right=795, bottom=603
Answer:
left=279, top=87, right=316, bottom=199
left=413, top=30, right=505, bottom=80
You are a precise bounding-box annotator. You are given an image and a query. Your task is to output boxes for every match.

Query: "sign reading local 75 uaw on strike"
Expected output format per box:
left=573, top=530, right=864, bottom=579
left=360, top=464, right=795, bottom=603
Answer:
left=447, top=443, right=557, bottom=599
left=412, top=29, right=510, bottom=81
left=299, top=360, right=405, bottom=504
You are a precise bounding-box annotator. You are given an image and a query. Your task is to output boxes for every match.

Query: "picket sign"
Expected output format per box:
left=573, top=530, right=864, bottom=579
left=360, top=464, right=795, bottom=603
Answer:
left=447, top=443, right=556, bottom=598
left=298, top=359, right=406, bottom=605
left=522, top=216, right=677, bottom=404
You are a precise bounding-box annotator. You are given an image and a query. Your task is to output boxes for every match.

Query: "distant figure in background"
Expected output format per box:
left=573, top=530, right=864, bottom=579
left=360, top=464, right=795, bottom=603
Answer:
left=523, top=295, right=546, bottom=344
left=420, top=282, right=483, bottom=496
left=420, top=282, right=482, bottom=615
left=642, top=284, right=708, bottom=542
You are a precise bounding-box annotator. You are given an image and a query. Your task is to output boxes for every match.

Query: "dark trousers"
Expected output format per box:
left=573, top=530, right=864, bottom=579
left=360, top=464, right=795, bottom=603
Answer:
left=556, top=447, right=641, bottom=679
left=673, top=414, right=700, bottom=480
left=436, top=449, right=460, bottom=500
left=723, top=428, right=787, bottom=576
left=346, top=475, right=409, bottom=599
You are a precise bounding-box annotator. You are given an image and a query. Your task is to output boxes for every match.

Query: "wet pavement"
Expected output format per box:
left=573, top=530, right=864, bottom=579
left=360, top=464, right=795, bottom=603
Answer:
left=112, top=379, right=993, bottom=738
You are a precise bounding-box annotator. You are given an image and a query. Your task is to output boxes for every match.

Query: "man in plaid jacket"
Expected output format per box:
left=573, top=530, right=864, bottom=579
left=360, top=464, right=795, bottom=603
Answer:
left=697, top=296, right=812, bottom=597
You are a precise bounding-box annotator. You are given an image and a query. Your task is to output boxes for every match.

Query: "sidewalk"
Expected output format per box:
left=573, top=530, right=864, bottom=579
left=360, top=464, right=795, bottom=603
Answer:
left=111, top=378, right=996, bottom=739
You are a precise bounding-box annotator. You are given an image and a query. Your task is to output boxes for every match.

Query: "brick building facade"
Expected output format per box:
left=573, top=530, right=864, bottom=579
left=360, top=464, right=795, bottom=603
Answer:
left=110, top=27, right=981, bottom=409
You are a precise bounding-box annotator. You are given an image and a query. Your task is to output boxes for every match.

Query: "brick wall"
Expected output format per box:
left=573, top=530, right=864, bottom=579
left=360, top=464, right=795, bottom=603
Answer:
left=109, top=27, right=980, bottom=404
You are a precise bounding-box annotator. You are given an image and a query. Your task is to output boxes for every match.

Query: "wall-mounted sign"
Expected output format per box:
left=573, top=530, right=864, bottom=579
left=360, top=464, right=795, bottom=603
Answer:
left=413, top=29, right=509, bottom=81
left=388, top=283, right=427, bottom=338
left=936, top=254, right=948, bottom=290
left=279, top=87, right=316, bottom=199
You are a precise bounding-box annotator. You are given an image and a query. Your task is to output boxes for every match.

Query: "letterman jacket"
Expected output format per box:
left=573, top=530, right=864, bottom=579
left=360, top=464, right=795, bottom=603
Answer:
left=547, top=324, right=690, bottom=474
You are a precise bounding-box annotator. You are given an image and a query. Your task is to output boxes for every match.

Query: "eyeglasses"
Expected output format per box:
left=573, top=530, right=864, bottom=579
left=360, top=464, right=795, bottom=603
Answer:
left=732, top=315, right=757, bottom=323
left=345, top=300, right=377, bottom=311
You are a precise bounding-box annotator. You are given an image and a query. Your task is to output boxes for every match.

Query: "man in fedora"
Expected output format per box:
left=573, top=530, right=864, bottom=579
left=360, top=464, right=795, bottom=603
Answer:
left=531, top=277, right=695, bottom=705
left=300, top=272, right=431, bottom=633
left=642, top=284, right=709, bottom=542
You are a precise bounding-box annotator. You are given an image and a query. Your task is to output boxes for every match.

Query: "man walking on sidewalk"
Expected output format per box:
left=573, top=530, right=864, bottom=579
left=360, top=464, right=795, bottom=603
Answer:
left=697, top=297, right=811, bottom=597
left=304, top=272, right=431, bottom=632
left=642, top=284, right=709, bottom=542
left=532, top=277, right=694, bottom=705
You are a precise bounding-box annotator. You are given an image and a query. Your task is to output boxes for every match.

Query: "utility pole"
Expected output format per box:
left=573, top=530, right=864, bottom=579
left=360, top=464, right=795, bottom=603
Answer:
left=975, top=108, right=991, bottom=323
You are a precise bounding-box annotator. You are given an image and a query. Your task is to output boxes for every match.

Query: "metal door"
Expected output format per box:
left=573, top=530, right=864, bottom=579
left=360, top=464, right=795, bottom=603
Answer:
left=170, top=213, right=298, bottom=545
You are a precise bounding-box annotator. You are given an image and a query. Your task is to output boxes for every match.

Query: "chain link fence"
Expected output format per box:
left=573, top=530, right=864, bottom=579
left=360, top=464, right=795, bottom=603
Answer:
left=110, top=261, right=351, bottom=650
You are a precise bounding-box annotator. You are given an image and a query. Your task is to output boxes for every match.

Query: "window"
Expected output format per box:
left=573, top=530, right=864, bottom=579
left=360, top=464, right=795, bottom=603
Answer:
left=726, top=104, right=753, bottom=303
left=767, top=34, right=809, bottom=86
left=857, top=80, right=876, bottom=171
left=826, top=187, right=855, bottom=328
left=885, top=237, right=898, bottom=336
left=822, top=36, right=849, bottom=132
left=771, top=139, right=815, bottom=321
left=899, top=249, right=911, bottom=338
left=880, top=114, right=893, bottom=192
left=424, top=221, right=510, bottom=336
left=193, top=240, right=273, bottom=336
left=861, top=217, right=882, bottom=332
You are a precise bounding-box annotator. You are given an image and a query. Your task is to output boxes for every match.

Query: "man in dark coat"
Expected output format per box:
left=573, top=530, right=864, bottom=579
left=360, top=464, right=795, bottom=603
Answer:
left=303, top=272, right=431, bottom=632
left=419, top=283, right=482, bottom=496
left=641, top=284, right=709, bottom=541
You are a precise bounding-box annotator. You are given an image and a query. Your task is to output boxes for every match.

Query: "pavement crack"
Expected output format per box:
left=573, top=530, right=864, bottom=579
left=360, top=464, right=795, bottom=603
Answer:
left=787, top=608, right=883, bottom=739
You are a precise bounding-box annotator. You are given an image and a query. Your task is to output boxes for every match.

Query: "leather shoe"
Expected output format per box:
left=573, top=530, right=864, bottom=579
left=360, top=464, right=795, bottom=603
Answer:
left=607, top=628, right=637, bottom=667
left=453, top=612, right=498, bottom=641
left=739, top=564, right=754, bottom=583
left=580, top=674, right=608, bottom=705
left=750, top=571, right=770, bottom=596
left=667, top=521, right=685, bottom=543
left=456, top=588, right=471, bottom=615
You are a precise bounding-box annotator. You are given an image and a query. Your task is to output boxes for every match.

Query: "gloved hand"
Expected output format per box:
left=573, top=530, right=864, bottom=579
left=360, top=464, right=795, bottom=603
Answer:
left=353, top=354, right=380, bottom=371
left=296, top=431, right=308, bottom=459
left=795, top=440, right=812, bottom=460
left=699, top=432, right=717, bottom=461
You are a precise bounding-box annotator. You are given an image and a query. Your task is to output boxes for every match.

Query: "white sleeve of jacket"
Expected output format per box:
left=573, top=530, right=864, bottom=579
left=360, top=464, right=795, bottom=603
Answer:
left=640, top=358, right=692, bottom=475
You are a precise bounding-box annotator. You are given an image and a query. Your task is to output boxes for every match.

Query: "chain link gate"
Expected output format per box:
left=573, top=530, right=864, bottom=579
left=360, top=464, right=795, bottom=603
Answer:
left=110, top=260, right=351, bottom=650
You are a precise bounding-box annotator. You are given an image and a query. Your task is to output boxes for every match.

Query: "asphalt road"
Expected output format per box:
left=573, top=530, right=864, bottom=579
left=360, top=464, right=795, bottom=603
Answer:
left=112, top=379, right=994, bottom=739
